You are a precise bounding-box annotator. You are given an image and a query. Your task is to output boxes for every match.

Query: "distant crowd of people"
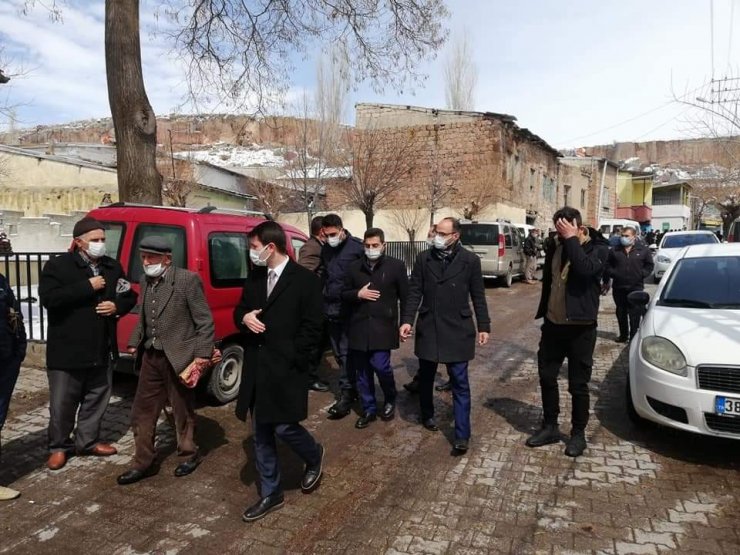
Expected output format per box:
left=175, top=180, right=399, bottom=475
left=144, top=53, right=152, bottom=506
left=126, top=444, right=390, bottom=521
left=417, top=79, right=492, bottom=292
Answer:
left=0, top=207, right=654, bottom=521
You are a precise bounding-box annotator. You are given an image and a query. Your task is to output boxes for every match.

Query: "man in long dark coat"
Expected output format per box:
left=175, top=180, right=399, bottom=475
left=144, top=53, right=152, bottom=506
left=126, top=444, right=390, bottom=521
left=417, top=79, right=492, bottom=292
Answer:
left=234, top=221, right=325, bottom=522
left=39, top=217, right=137, bottom=471
left=400, top=217, right=490, bottom=454
left=341, top=228, right=408, bottom=429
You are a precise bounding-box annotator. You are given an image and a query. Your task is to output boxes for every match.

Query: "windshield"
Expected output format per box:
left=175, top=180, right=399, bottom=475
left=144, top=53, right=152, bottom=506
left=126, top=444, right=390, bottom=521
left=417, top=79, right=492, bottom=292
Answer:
left=659, top=256, right=740, bottom=309
left=460, top=224, right=499, bottom=245
left=661, top=233, right=719, bottom=249
left=100, top=222, right=125, bottom=259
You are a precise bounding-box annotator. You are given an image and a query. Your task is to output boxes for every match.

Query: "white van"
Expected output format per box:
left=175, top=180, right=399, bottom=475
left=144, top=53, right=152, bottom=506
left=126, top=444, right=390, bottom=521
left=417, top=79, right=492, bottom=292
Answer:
left=598, top=218, right=640, bottom=236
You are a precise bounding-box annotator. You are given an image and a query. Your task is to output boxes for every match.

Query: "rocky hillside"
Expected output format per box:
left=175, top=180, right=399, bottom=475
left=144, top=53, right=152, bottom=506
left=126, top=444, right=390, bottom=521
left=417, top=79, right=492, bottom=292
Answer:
left=583, top=138, right=737, bottom=168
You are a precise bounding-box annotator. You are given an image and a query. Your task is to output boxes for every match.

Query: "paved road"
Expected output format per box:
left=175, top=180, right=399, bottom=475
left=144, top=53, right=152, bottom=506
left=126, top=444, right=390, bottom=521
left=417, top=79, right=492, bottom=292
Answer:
left=1, top=279, right=739, bottom=554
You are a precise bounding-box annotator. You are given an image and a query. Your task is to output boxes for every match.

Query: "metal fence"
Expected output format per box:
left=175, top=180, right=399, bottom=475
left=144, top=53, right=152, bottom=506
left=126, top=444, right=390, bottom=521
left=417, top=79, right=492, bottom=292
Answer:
left=1, top=252, right=63, bottom=342
left=384, top=241, right=428, bottom=273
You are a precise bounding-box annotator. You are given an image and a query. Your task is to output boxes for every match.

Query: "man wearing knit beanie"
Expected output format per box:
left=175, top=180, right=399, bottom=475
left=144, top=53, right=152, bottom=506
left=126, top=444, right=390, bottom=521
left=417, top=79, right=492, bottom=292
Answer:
left=38, top=216, right=138, bottom=471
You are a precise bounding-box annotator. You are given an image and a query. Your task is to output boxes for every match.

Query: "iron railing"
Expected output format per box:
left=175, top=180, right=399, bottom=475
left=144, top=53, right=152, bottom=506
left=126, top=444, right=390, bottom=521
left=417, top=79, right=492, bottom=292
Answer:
left=383, top=241, right=428, bottom=273
left=1, top=252, right=64, bottom=342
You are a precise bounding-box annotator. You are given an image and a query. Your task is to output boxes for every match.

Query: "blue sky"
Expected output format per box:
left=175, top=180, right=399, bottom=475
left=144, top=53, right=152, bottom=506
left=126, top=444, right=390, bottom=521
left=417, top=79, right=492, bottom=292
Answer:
left=0, top=0, right=736, bottom=147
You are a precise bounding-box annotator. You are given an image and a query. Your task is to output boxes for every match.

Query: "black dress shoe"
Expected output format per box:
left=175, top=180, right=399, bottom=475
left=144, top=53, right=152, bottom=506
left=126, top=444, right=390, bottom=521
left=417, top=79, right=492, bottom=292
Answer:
left=327, top=391, right=356, bottom=419
left=380, top=402, right=395, bottom=421
left=403, top=380, right=419, bottom=394
left=242, top=493, right=285, bottom=522
left=301, top=444, right=324, bottom=492
left=309, top=381, right=330, bottom=393
left=174, top=456, right=201, bottom=477
left=435, top=381, right=452, bottom=392
left=525, top=424, right=561, bottom=448
left=453, top=438, right=469, bottom=453
left=117, top=467, right=153, bottom=486
left=564, top=432, right=587, bottom=458
left=355, top=413, right=377, bottom=429
left=421, top=418, right=439, bottom=432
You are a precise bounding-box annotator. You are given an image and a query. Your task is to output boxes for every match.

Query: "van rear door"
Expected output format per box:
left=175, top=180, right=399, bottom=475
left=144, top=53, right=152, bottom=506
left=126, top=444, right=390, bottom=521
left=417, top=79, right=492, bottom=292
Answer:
left=460, top=224, right=500, bottom=276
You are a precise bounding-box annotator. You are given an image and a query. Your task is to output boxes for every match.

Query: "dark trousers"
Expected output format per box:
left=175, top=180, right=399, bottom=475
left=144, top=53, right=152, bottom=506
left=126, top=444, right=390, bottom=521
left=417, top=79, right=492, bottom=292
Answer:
left=307, top=320, right=329, bottom=383
left=130, top=349, right=197, bottom=471
left=418, top=359, right=471, bottom=440
left=0, top=355, right=22, bottom=431
left=613, top=287, right=643, bottom=339
left=47, top=365, right=112, bottom=453
left=327, top=318, right=355, bottom=392
left=253, top=416, right=321, bottom=497
left=537, top=320, right=597, bottom=432
left=351, top=350, right=396, bottom=415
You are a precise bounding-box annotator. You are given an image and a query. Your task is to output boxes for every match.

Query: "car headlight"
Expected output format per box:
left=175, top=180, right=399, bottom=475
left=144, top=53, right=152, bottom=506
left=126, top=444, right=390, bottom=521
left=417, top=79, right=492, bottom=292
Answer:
left=641, top=336, right=687, bottom=376
left=656, top=255, right=671, bottom=264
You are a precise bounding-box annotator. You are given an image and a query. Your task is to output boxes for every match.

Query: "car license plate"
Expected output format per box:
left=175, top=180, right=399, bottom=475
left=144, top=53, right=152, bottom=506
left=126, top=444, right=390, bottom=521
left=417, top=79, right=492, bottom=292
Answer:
left=715, top=396, right=740, bottom=416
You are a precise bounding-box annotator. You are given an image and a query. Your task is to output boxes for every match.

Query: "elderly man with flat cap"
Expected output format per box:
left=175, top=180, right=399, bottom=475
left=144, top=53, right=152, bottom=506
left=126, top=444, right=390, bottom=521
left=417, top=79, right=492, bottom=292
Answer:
left=39, top=216, right=138, bottom=471
left=117, top=236, right=215, bottom=485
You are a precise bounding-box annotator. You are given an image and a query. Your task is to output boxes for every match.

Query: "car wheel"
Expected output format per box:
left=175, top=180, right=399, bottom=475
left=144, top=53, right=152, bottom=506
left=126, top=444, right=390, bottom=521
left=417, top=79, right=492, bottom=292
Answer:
left=625, top=375, right=647, bottom=427
left=206, top=344, right=243, bottom=404
left=504, top=266, right=513, bottom=288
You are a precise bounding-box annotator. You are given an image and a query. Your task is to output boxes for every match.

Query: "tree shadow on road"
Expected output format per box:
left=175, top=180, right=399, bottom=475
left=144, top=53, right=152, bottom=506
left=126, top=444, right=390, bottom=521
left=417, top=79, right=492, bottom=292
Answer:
left=593, top=347, right=740, bottom=469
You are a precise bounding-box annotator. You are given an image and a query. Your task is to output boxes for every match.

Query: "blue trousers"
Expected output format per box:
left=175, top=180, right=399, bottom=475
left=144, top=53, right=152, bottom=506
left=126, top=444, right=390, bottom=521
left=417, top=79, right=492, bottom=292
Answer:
left=253, top=417, right=321, bottom=497
left=0, top=356, right=22, bottom=430
left=327, top=318, right=355, bottom=392
left=350, top=350, right=396, bottom=415
left=418, top=359, right=471, bottom=440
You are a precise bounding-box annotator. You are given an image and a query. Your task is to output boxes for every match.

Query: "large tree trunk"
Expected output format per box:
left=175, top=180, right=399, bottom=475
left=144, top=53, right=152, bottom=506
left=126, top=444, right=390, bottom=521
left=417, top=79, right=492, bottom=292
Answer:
left=105, top=0, right=162, bottom=204
left=364, top=208, right=374, bottom=229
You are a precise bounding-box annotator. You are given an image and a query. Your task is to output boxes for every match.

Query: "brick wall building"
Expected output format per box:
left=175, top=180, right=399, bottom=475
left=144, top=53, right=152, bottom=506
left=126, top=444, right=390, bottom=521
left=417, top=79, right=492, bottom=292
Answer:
left=558, top=157, right=618, bottom=227
left=327, top=103, right=566, bottom=230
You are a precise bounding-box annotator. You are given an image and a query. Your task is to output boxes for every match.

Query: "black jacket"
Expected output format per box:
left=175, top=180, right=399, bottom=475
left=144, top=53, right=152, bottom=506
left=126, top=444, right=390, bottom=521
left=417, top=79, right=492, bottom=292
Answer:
left=39, top=251, right=137, bottom=369
left=523, top=235, right=538, bottom=256
left=233, top=260, right=324, bottom=424
left=321, top=233, right=364, bottom=319
left=402, top=245, right=491, bottom=363
left=535, top=229, right=610, bottom=323
left=341, top=255, right=409, bottom=351
left=0, top=273, right=26, bottom=363
left=603, top=242, right=654, bottom=290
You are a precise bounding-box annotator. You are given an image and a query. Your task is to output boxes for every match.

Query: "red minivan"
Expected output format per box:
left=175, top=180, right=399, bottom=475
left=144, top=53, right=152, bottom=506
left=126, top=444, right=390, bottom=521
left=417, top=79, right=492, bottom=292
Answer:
left=86, top=203, right=308, bottom=403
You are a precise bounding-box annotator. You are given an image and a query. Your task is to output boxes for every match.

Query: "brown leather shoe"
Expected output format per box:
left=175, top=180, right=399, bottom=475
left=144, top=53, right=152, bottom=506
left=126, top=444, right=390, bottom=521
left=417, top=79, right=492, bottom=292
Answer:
left=87, top=443, right=117, bottom=457
left=47, top=451, right=67, bottom=470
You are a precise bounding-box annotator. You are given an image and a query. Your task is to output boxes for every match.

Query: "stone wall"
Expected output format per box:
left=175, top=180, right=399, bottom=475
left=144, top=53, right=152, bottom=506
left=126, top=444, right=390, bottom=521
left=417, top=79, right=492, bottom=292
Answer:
left=336, top=104, right=563, bottom=230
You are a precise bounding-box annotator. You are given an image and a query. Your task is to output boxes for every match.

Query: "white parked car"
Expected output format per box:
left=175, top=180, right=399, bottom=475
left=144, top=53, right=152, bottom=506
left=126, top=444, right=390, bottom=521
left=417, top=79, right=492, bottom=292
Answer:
left=627, top=243, right=740, bottom=439
left=652, top=230, right=719, bottom=282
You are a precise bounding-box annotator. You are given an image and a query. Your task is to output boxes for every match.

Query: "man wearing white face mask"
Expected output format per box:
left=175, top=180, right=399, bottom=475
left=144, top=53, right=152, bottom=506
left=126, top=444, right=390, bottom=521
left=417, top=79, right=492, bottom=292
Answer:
left=118, top=236, right=215, bottom=485
left=341, top=228, right=408, bottom=429
left=319, top=214, right=364, bottom=419
left=39, top=217, right=138, bottom=471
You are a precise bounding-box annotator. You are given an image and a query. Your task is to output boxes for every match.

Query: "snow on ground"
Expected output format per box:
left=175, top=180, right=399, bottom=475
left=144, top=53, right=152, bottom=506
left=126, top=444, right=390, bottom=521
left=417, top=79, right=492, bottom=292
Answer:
left=175, top=143, right=289, bottom=169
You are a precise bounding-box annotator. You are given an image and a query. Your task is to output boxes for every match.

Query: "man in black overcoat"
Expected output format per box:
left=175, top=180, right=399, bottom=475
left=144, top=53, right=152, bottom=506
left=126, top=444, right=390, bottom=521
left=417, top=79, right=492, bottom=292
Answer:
left=341, top=228, right=408, bottom=429
left=400, top=217, right=490, bottom=454
left=39, top=217, right=137, bottom=471
left=234, top=221, right=325, bottom=522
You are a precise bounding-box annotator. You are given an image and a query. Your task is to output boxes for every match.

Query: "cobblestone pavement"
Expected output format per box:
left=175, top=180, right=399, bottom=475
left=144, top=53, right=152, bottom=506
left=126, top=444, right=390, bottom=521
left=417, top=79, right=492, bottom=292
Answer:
left=1, top=280, right=740, bottom=555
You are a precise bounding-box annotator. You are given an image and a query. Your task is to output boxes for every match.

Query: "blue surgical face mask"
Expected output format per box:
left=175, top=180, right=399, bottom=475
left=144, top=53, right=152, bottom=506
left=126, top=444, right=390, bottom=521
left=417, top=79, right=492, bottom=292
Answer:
left=620, top=236, right=634, bottom=247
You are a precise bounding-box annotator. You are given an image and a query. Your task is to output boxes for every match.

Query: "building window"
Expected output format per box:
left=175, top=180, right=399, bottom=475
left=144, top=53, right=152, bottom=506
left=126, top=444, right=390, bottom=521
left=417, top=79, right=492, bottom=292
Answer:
left=601, top=188, right=611, bottom=209
left=542, top=176, right=556, bottom=203
left=209, top=232, right=249, bottom=288
left=529, top=168, right=536, bottom=192
left=563, top=185, right=571, bottom=206
left=580, top=189, right=586, bottom=208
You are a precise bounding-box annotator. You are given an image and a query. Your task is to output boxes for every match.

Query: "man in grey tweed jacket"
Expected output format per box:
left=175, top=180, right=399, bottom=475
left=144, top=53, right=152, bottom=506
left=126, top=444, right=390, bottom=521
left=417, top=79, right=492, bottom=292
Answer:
left=117, top=236, right=215, bottom=485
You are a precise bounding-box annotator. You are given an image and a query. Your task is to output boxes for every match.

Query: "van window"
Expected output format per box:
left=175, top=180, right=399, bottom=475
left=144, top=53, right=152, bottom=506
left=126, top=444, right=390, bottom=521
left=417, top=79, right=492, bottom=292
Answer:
left=100, top=222, right=125, bottom=259
left=460, top=224, right=499, bottom=245
left=730, top=220, right=740, bottom=243
left=129, top=224, right=187, bottom=282
left=504, top=228, right=512, bottom=247
left=291, top=236, right=306, bottom=260
left=511, top=227, right=520, bottom=247
left=209, top=232, right=248, bottom=288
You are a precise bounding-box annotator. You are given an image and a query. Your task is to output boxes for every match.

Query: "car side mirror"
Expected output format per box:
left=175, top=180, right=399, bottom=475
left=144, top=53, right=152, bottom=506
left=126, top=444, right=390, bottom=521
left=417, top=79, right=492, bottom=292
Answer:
left=649, top=243, right=658, bottom=251
left=628, top=290, right=650, bottom=307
